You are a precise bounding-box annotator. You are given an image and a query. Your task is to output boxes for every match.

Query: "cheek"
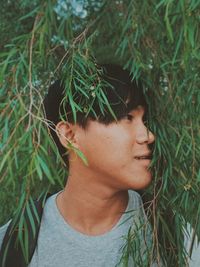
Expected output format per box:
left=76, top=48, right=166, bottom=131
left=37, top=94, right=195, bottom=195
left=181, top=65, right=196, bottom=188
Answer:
left=77, top=124, right=135, bottom=166
left=77, top=132, right=108, bottom=159
left=96, top=136, right=133, bottom=167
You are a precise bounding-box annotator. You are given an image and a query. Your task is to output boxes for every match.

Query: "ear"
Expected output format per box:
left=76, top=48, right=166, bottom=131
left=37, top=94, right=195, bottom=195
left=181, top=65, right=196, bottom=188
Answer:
left=55, top=121, right=78, bottom=149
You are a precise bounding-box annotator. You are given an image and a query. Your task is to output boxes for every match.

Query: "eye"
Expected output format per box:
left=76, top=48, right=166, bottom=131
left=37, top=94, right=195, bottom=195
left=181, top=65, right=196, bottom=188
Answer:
left=142, top=113, right=148, bottom=126
left=143, top=119, right=148, bottom=126
left=126, top=114, right=134, bottom=121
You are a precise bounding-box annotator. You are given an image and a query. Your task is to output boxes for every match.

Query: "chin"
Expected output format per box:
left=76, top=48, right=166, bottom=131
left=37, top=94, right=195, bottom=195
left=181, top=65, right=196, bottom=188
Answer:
left=129, top=172, right=152, bottom=191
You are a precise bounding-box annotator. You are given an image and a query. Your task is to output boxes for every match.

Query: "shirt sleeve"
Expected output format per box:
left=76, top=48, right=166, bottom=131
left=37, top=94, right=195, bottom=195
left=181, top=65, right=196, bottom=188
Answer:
left=0, top=220, right=11, bottom=251
left=184, top=223, right=200, bottom=267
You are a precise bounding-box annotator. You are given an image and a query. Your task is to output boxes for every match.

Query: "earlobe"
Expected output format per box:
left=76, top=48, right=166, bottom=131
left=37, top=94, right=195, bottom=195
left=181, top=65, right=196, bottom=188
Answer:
left=56, top=121, right=77, bottom=149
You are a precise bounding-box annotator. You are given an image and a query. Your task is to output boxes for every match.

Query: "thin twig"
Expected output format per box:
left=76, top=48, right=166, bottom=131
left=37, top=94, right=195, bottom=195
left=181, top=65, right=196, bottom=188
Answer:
left=27, top=14, right=41, bottom=131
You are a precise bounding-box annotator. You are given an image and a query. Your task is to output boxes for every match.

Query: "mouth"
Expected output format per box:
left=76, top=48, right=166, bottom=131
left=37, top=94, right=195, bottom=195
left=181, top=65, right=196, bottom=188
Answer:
left=134, top=156, right=152, bottom=160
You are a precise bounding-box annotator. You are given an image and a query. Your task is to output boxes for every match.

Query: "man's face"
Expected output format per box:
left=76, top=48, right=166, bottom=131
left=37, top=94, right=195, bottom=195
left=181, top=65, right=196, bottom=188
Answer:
left=74, top=105, right=155, bottom=191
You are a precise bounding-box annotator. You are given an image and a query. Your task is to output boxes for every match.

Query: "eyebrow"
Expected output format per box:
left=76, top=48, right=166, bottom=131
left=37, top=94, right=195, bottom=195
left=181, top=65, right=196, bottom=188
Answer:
left=127, top=105, right=146, bottom=113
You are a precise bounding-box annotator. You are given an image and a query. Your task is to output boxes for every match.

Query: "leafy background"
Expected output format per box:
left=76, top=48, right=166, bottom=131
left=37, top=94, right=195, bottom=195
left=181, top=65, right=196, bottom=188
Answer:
left=0, top=0, right=200, bottom=266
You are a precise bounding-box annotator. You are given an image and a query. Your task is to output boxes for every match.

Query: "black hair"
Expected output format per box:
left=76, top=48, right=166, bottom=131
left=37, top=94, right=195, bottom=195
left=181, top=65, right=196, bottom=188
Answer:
left=43, top=64, right=147, bottom=165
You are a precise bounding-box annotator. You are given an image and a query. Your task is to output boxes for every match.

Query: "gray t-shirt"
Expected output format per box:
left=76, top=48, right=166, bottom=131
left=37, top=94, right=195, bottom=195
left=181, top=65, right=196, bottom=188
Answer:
left=0, top=190, right=146, bottom=267
left=1, top=190, right=199, bottom=266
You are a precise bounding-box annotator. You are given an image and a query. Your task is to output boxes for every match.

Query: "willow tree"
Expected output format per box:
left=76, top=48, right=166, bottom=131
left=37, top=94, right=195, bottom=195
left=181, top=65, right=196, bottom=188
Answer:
left=0, top=0, right=200, bottom=266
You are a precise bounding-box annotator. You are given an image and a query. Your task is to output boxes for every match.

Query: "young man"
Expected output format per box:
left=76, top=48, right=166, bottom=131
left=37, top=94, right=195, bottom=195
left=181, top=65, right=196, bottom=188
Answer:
left=0, top=64, right=156, bottom=266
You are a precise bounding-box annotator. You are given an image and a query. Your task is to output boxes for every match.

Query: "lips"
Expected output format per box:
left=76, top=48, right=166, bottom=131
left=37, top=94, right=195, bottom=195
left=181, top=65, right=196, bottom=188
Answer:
left=134, top=153, right=152, bottom=160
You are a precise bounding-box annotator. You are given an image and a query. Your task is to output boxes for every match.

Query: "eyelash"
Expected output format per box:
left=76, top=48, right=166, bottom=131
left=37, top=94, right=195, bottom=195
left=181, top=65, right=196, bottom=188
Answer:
left=126, top=114, right=148, bottom=125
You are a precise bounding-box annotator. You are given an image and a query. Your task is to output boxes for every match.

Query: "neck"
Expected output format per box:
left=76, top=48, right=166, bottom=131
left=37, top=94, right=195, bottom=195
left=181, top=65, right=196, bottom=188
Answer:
left=56, top=171, right=129, bottom=236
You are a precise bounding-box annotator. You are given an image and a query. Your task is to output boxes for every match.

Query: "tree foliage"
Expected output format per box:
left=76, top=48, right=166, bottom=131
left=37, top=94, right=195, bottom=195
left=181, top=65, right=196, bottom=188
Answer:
left=0, top=0, right=200, bottom=266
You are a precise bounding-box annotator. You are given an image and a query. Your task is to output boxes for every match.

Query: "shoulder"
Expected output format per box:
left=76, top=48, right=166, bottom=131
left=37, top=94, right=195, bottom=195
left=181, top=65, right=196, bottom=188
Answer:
left=0, top=191, right=59, bottom=249
left=185, top=223, right=200, bottom=266
left=0, top=220, right=11, bottom=250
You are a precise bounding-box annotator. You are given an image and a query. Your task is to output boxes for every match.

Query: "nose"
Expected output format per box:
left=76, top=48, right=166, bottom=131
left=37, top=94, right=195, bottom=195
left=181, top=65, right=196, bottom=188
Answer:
left=136, top=127, right=155, bottom=144
left=147, top=129, right=155, bottom=144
